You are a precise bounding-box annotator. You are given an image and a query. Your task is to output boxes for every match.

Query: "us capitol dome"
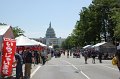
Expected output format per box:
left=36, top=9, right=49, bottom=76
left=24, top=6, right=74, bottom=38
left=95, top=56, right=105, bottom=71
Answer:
left=46, top=22, right=56, bottom=38
left=31, top=22, right=65, bottom=47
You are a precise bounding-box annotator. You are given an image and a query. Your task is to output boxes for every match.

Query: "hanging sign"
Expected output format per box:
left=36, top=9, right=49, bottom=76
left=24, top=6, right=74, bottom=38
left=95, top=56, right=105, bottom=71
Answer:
left=1, top=38, right=16, bottom=76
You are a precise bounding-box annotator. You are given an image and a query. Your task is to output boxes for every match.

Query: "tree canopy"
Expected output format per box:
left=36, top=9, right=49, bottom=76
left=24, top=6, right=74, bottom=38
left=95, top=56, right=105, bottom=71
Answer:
left=62, top=0, right=120, bottom=50
left=12, top=26, right=25, bottom=38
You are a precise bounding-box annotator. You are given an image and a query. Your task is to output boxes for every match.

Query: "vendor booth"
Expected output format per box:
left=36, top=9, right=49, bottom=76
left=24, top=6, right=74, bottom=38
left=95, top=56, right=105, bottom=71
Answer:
left=93, top=42, right=116, bottom=58
left=83, top=45, right=92, bottom=49
left=15, top=35, right=47, bottom=51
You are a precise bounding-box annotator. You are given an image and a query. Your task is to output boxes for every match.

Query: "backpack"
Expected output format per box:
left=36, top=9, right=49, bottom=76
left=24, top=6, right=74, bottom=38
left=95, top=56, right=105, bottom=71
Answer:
left=112, top=57, right=117, bottom=65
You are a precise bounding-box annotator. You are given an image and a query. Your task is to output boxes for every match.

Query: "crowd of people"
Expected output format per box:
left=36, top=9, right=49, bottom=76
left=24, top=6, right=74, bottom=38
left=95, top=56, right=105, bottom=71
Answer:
left=64, top=48, right=120, bottom=72
left=12, top=48, right=53, bottom=79
left=82, top=49, right=103, bottom=64
left=6, top=47, right=120, bottom=79
left=61, top=49, right=115, bottom=65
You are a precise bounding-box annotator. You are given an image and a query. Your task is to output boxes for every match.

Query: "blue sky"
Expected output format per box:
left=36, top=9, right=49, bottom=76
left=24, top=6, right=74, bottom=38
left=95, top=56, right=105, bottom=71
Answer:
left=0, top=0, right=92, bottom=38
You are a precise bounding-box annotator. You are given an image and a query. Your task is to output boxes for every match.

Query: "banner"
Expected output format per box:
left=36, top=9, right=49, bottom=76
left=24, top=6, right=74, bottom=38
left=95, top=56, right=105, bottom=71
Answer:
left=1, top=38, right=16, bottom=76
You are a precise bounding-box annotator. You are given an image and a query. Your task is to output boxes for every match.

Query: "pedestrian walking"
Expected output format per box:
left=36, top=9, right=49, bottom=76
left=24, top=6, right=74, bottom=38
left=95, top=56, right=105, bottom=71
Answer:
left=91, top=50, right=96, bottom=64
left=67, top=50, right=69, bottom=58
left=14, top=53, right=23, bottom=79
left=51, top=50, right=54, bottom=57
left=70, top=50, right=72, bottom=56
left=41, top=50, right=47, bottom=65
left=34, top=51, right=39, bottom=64
left=83, top=51, right=88, bottom=64
left=98, top=52, right=103, bottom=63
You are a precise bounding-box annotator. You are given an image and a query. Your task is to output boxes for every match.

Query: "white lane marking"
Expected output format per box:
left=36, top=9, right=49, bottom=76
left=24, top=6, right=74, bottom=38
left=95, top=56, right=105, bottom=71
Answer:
left=63, top=60, right=78, bottom=70
left=100, top=65, right=118, bottom=71
left=63, top=60, right=91, bottom=79
left=81, top=71, right=91, bottom=79
left=31, top=65, right=41, bottom=78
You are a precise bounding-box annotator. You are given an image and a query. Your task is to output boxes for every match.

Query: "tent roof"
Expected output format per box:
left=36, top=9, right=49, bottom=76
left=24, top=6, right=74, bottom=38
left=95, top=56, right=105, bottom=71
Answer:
left=39, top=42, right=47, bottom=47
left=83, top=45, right=92, bottom=49
left=117, top=45, right=120, bottom=50
left=49, top=46, right=53, bottom=48
left=0, top=25, right=10, bottom=35
left=30, top=39, right=40, bottom=45
left=31, top=39, right=47, bottom=47
left=93, top=42, right=107, bottom=47
left=16, top=35, right=39, bottom=46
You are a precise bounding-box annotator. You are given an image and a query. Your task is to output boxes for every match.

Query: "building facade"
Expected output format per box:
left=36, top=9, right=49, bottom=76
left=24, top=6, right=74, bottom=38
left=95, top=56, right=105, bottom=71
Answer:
left=33, top=22, right=65, bottom=47
left=46, top=22, right=56, bottom=38
left=45, top=22, right=65, bottom=47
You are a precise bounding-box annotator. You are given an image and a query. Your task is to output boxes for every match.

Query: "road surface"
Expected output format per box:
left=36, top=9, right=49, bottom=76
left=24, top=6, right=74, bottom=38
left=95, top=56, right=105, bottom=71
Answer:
left=31, top=54, right=120, bottom=79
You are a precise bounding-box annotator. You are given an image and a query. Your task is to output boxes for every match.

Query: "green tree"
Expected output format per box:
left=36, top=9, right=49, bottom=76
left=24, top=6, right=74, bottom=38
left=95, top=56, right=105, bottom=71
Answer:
left=12, top=26, right=25, bottom=38
left=114, top=12, right=120, bottom=41
left=61, top=35, right=76, bottom=50
left=0, top=23, right=7, bottom=25
left=92, top=0, right=120, bottom=42
left=62, top=0, right=120, bottom=49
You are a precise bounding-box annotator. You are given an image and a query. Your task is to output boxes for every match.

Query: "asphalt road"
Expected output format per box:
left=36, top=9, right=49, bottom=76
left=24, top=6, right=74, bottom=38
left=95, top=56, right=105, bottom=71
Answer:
left=31, top=54, right=120, bottom=79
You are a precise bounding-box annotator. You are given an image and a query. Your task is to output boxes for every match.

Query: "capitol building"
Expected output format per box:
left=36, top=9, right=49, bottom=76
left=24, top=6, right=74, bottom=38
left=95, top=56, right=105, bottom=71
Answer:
left=34, top=22, right=65, bottom=47
left=45, top=22, right=65, bottom=47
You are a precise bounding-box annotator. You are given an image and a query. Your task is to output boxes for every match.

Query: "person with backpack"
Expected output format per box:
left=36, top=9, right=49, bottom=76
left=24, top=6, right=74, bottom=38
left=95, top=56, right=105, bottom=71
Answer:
left=14, top=53, right=23, bottom=79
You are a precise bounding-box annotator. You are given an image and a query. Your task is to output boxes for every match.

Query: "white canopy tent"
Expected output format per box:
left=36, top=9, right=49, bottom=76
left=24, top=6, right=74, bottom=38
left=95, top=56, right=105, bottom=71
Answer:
left=16, top=36, right=39, bottom=46
left=117, top=45, right=120, bottom=50
left=92, top=42, right=107, bottom=51
left=49, top=45, right=53, bottom=49
left=39, top=42, right=47, bottom=47
left=83, top=45, right=92, bottom=49
left=31, top=39, right=47, bottom=47
left=30, top=39, right=41, bottom=45
left=92, top=42, right=106, bottom=47
left=0, top=25, right=10, bottom=36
